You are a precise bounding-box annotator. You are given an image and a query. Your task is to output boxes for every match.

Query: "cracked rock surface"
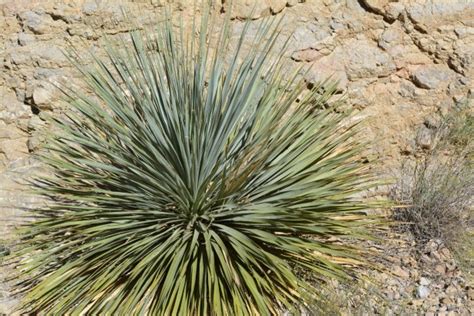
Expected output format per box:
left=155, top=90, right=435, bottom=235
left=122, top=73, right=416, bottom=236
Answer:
left=0, top=0, right=473, bottom=314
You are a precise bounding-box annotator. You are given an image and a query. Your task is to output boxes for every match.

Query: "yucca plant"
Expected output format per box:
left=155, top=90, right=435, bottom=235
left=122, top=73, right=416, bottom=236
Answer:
left=13, top=5, right=381, bottom=315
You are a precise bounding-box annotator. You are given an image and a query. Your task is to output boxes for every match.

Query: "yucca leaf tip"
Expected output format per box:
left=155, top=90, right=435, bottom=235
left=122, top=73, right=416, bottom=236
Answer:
left=13, top=4, right=381, bottom=315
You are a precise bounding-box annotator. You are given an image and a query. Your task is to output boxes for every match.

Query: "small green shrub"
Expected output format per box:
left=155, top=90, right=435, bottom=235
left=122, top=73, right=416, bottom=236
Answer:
left=13, top=6, right=380, bottom=315
left=392, top=103, right=473, bottom=257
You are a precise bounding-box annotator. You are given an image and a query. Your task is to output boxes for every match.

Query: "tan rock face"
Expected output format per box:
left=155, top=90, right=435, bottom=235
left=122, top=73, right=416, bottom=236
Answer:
left=0, top=0, right=473, bottom=312
left=0, top=0, right=472, bottom=170
left=32, top=81, right=58, bottom=111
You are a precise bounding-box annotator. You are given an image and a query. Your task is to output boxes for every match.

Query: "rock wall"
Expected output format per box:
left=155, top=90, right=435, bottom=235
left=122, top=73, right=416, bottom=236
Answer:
left=0, top=0, right=473, bottom=313
left=0, top=0, right=473, bottom=169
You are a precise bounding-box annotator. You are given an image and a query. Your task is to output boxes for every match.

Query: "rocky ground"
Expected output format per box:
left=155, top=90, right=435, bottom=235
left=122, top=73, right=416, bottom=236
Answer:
left=321, top=235, right=474, bottom=315
left=0, top=0, right=473, bottom=314
left=371, top=238, right=473, bottom=315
